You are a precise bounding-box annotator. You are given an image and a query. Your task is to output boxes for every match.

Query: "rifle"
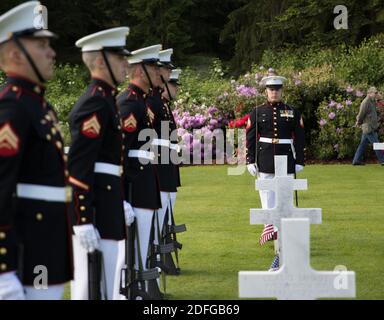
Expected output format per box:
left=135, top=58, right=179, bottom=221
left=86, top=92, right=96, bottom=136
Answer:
left=120, top=221, right=136, bottom=300
left=161, top=197, right=186, bottom=275
left=120, top=219, right=162, bottom=300
left=120, top=182, right=136, bottom=299
left=88, top=206, right=106, bottom=300
left=120, top=183, right=160, bottom=300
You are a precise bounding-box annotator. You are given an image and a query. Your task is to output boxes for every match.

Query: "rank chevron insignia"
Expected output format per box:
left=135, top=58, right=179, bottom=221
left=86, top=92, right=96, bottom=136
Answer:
left=0, top=122, right=20, bottom=156
left=123, top=113, right=137, bottom=133
left=147, top=106, right=155, bottom=125
left=81, top=113, right=101, bottom=138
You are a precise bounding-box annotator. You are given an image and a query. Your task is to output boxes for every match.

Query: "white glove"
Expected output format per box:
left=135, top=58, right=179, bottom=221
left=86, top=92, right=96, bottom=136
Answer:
left=123, top=201, right=135, bottom=226
left=295, top=164, right=304, bottom=172
left=247, top=163, right=258, bottom=177
left=73, top=224, right=100, bottom=252
left=0, top=272, right=25, bottom=300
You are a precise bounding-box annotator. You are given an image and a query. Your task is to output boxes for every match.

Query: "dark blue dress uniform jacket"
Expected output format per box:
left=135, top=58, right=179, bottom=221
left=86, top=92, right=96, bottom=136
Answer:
left=0, top=75, right=73, bottom=285
left=146, top=88, right=178, bottom=192
left=117, top=84, right=161, bottom=210
left=68, top=78, right=125, bottom=240
left=162, top=95, right=181, bottom=188
left=246, top=101, right=305, bottom=174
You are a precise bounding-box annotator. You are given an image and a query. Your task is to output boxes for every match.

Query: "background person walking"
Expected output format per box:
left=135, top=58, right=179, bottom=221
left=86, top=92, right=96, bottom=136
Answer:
left=352, top=87, right=384, bottom=166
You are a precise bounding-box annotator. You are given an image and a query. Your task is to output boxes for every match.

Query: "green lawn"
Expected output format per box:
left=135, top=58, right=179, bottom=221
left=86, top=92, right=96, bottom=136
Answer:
left=165, top=164, right=384, bottom=300
left=64, top=164, right=384, bottom=300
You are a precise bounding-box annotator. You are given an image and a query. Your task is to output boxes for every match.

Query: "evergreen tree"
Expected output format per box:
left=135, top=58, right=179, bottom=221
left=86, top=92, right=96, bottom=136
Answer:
left=221, top=0, right=384, bottom=72
left=127, top=0, right=194, bottom=63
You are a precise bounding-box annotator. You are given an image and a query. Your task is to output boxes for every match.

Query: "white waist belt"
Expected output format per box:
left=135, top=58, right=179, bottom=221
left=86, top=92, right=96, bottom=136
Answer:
left=259, top=137, right=293, bottom=144
left=259, top=137, right=296, bottom=159
left=152, top=139, right=180, bottom=153
left=17, top=183, right=72, bottom=202
left=152, top=139, right=171, bottom=148
left=128, top=150, right=155, bottom=161
left=94, top=162, right=122, bottom=177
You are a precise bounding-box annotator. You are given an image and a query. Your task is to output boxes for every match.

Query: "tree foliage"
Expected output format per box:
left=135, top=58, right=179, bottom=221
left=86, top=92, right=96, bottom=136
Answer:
left=220, top=0, right=384, bottom=72
left=0, top=0, right=383, bottom=71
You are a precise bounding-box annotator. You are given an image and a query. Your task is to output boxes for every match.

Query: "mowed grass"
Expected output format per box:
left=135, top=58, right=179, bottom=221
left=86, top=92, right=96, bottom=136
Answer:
left=63, top=164, right=384, bottom=300
left=164, top=164, right=384, bottom=300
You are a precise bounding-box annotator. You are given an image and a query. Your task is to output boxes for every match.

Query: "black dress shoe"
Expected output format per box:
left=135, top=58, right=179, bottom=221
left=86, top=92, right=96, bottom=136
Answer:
left=352, top=162, right=365, bottom=165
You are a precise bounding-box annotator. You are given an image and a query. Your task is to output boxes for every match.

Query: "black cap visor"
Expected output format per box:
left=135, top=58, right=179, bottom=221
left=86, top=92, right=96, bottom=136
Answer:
left=103, top=46, right=131, bottom=56
left=142, top=58, right=160, bottom=66
left=159, top=61, right=175, bottom=69
left=266, top=84, right=283, bottom=90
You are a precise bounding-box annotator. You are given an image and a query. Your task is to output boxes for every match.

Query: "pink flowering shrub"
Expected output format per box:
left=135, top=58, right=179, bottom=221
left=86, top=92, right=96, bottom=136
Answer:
left=172, top=103, right=229, bottom=162
left=171, top=58, right=384, bottom=161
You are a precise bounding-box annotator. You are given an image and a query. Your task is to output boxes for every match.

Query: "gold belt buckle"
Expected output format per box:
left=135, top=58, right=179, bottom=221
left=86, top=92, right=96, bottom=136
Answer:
left=65, top=186, right=73, bottom=202
left=272, top=138, right=279, bottom=144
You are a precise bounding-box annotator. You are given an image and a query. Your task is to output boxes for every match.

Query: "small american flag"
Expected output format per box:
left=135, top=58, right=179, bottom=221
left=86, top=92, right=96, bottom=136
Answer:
left=269, top=254, right=279, bottom=270
left=259, top=224, right=275, bottom=245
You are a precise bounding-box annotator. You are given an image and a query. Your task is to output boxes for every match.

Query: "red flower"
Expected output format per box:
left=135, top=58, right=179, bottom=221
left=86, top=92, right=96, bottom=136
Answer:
left=230, top=114, right=250, bottom=129
left=235, top=119, right=246, bottom=128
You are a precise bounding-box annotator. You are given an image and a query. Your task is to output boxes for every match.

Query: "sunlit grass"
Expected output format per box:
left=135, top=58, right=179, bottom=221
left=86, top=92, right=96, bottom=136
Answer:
left=64, top=164, right=384, bottom=300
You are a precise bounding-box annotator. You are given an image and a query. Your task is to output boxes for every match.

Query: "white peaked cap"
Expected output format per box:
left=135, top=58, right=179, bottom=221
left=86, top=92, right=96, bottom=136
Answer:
left=76, top=27, right=130, bottom=54
left=128, top=44, right=162, bottom=64
left=169, top=68, right=182, bottom=83
left=159, top=48, right=173, bottom=62
left=159, top=48, right=175, bottom=68
left=0, top=1, right=55, bottom=44
left=260, top=75, right=287, bottom=87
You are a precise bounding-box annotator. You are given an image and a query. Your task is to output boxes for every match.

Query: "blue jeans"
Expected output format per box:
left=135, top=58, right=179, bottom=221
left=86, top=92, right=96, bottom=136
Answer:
left=352, top=131, right=384, bottom=164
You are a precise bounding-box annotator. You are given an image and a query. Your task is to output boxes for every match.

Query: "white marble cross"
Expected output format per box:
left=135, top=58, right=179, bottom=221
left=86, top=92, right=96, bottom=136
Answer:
left=250, top=156, right=322, bottom=229
left=239, top=218, right=356, bottom=300
left=373, top=143, right=384, bottom=151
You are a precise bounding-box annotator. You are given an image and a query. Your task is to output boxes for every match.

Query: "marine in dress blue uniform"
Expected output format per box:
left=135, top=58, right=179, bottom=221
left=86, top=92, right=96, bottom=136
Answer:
left=0, top=1, right=73, bottom=300
left=117, top=45, right=164, bottom=299
left=68, top=27, right=130, bottom=300
left=158, top=68, right=186, bottom=275
left=145, top=50, right=185, bottom=275
left=246, top=75, right=305, bottom=271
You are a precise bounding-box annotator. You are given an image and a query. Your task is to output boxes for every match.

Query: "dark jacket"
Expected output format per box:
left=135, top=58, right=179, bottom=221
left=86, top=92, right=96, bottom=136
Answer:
left=68, top=78, right=125, bottom=240
left=146, top=88, right=179, bottom=192
left=162, top=95, right=181, bottom=188
left=117, top=84, right=161, bottom=210
left=0, top=75, right=73, bottom=285
left=356, top=96, right=379, bottom=134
